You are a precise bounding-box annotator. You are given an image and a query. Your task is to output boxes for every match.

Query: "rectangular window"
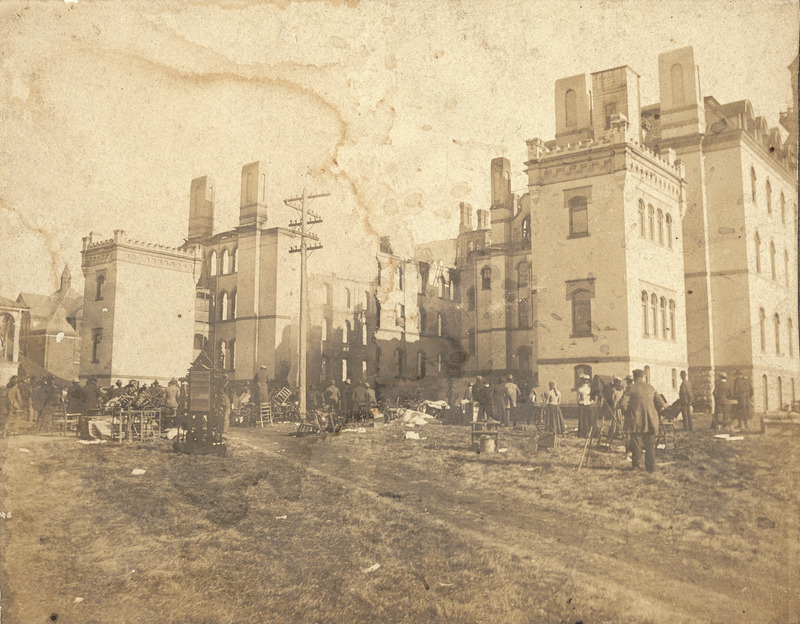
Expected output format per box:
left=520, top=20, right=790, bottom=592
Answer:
left=572, top=291, right=592, bottom=337
left=604, top=102, right=617, bottom=129
left=91, top=328, right=103, bottom=363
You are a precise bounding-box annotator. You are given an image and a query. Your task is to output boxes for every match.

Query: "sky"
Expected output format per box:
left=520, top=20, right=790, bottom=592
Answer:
left=0, top=0, right=797, bottom=296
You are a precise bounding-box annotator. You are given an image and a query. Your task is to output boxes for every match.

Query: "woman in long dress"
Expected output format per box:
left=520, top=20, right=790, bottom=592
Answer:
left=544, top=381, right=565, bottom=435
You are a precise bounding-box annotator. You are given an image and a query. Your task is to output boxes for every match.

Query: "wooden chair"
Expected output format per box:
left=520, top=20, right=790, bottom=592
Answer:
left=257, top=403, right=273, bottom=427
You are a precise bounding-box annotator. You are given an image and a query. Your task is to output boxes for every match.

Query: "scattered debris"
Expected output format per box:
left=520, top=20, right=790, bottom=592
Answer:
left=714, top=434, right=745, bottom=441
left=341, top=428, right=367, bottom=433
left=130, top=469, right=146, bottom=476
left=275, top=515, right=287, bottom=520
left=363, top=563, right=381, bottom=573
left=400, top=410, right=430, bottom=426
left=657, top=444, right=666, bottom=450
left=0, top=511, right=11, bottom=519
left=77, top=439, right=106, bottom=445
left=18, top=448, right=30, bottom=453
left=498, top=448, right=508, bottom=453
left=525, top=467, right=535, bottom=472
left=73, top=597, right=84, bottom=604
left=404, top=431, right=420, bottom=440
left=379, top=492, right=403, bottom=499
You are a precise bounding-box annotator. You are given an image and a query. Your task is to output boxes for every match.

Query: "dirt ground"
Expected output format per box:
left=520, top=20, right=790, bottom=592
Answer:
left=0, top=413, right=798, bottom=624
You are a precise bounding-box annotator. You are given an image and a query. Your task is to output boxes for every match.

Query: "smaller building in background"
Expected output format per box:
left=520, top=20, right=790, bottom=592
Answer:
left=15, top=265, right=83, bottom=382
left=0, top=295, right=25, bottom=385
left=79, top=230, right=203, bottom=384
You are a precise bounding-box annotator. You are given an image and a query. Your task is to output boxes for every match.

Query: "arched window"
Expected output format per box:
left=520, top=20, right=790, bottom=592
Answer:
left=671, top=368, right=678, bottom=389
left=670, top=63, right=685, bottom=106
left=363, top=291, right=370, bottom=311
left=781, top=192, right=786, bottom=224
left=220, top=291, right=229, bottom=321
left=395, top=304, right=405, bottom=327
left=344, top=320, right=351, bottom=343
left=762, top=375, right=769, bottom=412
left=467, top=286, right=475, bottom=311
left=755, top=232, right=762, bottom=273
left=417, top=352, right=426, bottom=379
left=647, top=204, right=655, bottom=240
left=521, top=216, right=531, bottom=241
left=651, top=293, right=658, bottom=336
left=770, top=241, right=777, bottom=280
left=759, top=308, right=766, bottom=352
left=221, top=249, right=230, bottom=274
left=642, top=291, right=649, bottom=336
left=218, top=341, right=227, bottom=370
left=669, top=299, right=676, bottom=341
left=396, top=265, right=404, bottom=291
left=395, top=349, right=404, bottom=378
left=419, top=307, right=426, bottom=333
left=766, top=179, right=772, bottom=214
left=774, top=313, right=781, bottom=355
left=437, top=313, right=444, bottom=337
left=481, top=267, right=492, bottom=290
left=95, top=273, right=105, bottom=301
left=660, top=297, right=667, bottom=339
left=209, top=251, right=218, bottom=277
left=785, top=250, right=790, bottom=287
left=657, top=209, right=664, bottom=244
left=574, top=365, right=593, bottom=389
left=789, top=318, right=795, bottom=358
left=345, top=288, right=351, bottom=309
left=448, top=278, right=454, bottom=300
left=361, top=322, right=368, bottom=346
left=665, top=213, right=673, bottom=248
left=638, top=200, right=646, bottom=238
left=321, top=318, right=328, bottom=341
left=565, top=88, right=577, bottom=128
left=362, top=360, right=367, bottom=378
left=230, top=289, right=237, bottom=319
left=342, top=359, right=348, bottom=382
left=751, top=167, right=757, bottom=204
left=229, top=340, right=236, bottom=371
left=569, top=196, right=589, bottom=237
left=572, top=290, right=592, bottom=337
left=438, top=276, right=446, bottom=299
left=232, top=247, right=238, bottom=273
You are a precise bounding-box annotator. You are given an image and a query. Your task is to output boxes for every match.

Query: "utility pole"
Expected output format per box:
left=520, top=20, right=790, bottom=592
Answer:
left=285, top=188, right=327, bottom=420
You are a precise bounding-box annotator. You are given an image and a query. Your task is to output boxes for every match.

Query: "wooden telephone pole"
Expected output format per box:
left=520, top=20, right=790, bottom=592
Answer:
left=285, top=188, right=327, bottom=419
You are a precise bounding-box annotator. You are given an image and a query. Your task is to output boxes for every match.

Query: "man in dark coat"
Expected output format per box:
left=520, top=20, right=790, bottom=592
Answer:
left=712, top=373, right=731, bottom=430
left=473, top=377, right=492, bottom=421
left=620, top=369, right=665, bottom=473
left=351, top=381, right=370, bottom=422
left=66, top=380, right=85, bottom=415
left=678, top=370, right=693, bottom=431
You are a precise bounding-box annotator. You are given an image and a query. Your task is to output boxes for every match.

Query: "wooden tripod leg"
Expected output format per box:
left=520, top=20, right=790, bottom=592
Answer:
left=578, top=426, right=593, bottom=471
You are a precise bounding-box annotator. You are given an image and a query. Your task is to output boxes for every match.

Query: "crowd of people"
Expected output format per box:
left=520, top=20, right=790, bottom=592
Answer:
left=3, top=374, right=186, bottom=433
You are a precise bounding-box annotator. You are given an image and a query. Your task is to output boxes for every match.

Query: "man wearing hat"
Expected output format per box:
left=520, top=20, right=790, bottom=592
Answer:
left=576, top=374, right=593, bottom=438
left=473, top=376, right=492, bottom=421
left=712, top=373, right=732, bottom=430
left=620, top=369, right=665, bottom=472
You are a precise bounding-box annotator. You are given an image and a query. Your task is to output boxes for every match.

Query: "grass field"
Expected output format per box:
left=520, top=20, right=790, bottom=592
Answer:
left=0, top=413, right=798, bottom=624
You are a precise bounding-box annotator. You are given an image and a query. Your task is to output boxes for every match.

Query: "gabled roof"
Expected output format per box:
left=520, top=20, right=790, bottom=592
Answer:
left=45, top=303, right=77, bottom=336
left=0, top=294, right=26, bottom=310
left=17, top=288, right=83, bottom=319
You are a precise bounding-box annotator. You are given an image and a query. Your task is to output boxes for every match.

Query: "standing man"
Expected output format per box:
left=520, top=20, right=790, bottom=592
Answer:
left=324, top=380, right=340, bottom=413
left=712, top=373, right=731, bottom=430
left=678, top=370, right=694, bottom=431
left=576, top=374, right=593, bottom=438
left=473, top=376, right=492, bottom=421
left=620, top=369, right=665, bottom=473
left=504, top=375, right=521, bottom=427
left=606, top=376, right=625, bottom=444
left=733, top=371, right=753, bottom=430
left=491, top=378, right=507, bottom=426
